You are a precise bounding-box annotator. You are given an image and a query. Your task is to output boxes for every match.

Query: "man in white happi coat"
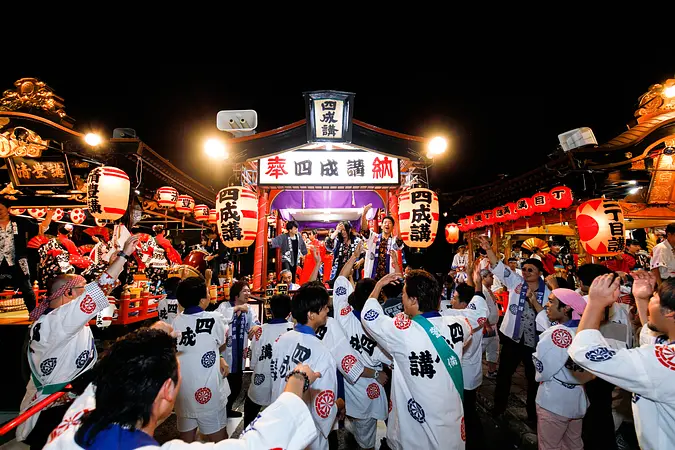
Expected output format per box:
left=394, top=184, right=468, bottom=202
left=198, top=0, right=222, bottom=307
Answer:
left=245, top=294, right=294, bottom=428
left=270, top=283, right=338, bottom=450
left=17, top=235, right=140, bottom=449
left=650, top=223, right=675, bottom=286
left=569, top=271, right=675, bottom=450
left=480, top=269, right=501, bottom=377
left=44, top=327, right=321, bottom=450
left=479, top=235, right=550, bottom=423
left=332, top=245, right=391, bottom=449
left=216, top=280, right=260, bottom=417
left=360, top=204, right=403, bottom=282
left=158, top=277, right=181, bottom=324
left=172, top=277, right=230, bottom=442
left=361, top=270, right=473, bottom=450
left=450, top=245, right=470, bottom=284
left=533, top=288, right=592, bottom=450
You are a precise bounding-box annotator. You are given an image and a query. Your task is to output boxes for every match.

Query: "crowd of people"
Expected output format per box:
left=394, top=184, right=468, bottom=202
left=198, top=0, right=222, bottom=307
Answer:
left=4, top=196, right=675, bottom=449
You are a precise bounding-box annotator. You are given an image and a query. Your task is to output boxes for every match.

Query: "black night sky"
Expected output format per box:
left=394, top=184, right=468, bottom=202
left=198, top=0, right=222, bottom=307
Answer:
left=4, top=65, right=674, bottom=197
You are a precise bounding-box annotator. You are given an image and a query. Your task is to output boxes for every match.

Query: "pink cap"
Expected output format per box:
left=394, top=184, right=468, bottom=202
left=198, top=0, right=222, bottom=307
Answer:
left=552, top=288, right=587, bottom=320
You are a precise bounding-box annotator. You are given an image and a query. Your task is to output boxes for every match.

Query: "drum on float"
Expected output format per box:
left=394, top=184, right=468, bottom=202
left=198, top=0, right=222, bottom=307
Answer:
left=184, top=249, right=209, bottom=274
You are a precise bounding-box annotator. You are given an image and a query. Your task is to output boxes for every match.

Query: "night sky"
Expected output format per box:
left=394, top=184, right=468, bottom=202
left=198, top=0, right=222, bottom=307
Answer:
left=4, top=65, right=674, bottom=195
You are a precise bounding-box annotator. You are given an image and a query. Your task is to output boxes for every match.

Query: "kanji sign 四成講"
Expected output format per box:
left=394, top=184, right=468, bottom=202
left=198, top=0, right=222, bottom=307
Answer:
left=258, top=150, right=399, bottom=186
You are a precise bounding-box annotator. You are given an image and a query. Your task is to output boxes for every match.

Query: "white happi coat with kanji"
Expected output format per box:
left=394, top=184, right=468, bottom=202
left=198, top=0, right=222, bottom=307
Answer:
left=172, top=308, right=230, bottom=418
left=216, top=301, right=260, bottom=370
left=441, top=293, right=488, bottom=390
left=533, top=321, right=588, bottom=419
left=247, top=319, right=293, bottom=407
left=17, top=283, right=110, bottom=441
left=569, top=329, right=675, bottom=450
left=315, top=316, right=365, bottom=385
left=270, top=327, right=338, bottom=450
left=361, top=298, right=473, bottom=450
left=43, top=384, right=319, bottom=449
left=332, top=276, right=390, bottom=420
left=157, top=296, right=179, bottom=324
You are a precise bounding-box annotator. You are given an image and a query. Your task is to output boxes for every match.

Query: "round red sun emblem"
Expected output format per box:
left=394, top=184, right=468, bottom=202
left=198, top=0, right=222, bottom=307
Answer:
left=394, top=313, right=411, bottom=330
left=576, top=213, right=600, bottom=242
left=315, top=390, right=335, bottom=419
left=366, top=383, right=380, bottom=399
left=195, top=387, right=212, bottom=405
left=461, top=416, right=466, bottom=441
left=341, top=355, right=357, bottom=373
left=254, top=327, right=263, bottom=341
left=551, top=329, right=573, bottom=348
left=655, top=345, right=675, bottom=371
left=80, top=295, right=96, bottom=314
left=340, top=306, right=352, bottom=316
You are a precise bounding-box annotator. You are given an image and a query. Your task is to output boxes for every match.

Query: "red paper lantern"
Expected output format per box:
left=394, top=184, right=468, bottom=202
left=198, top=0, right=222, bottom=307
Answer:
left=516, top=197, right=534, bottom=218
left=549, top=186, right=574, bottom=210
left=576, top=198, right=625, bottom=256
left=473, top=212, right=484, bottom=228
left=532, top=192, right=553, bottom=214
left=445, top=223, right=460, bottom=244
left=482, top=210, right=495, bottom=226
left=458, top=218, right=467, bottom=232
left=503, top=202, right=519, bottom=221
left=493, top=206, right=505, bottom=223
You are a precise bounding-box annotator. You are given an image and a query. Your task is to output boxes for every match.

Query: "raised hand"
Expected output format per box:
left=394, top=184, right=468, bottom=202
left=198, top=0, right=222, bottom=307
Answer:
left=631, top=270, right=656, bottom=301
left=588, top=273, right=621, bottom=309
left=477, top=235, right=491, bottom=251
left=123, top=235, right=141, bottom=256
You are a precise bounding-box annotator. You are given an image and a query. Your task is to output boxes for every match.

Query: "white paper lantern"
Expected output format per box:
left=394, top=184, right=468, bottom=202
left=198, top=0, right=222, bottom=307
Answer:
left=52, top=208, right=64, bottom=221
left=156, top=186, right=178, bottom=208
left=28, top=208, right=46, bottom=219
left=208, top=209, right=218, bottom=225
left=70, top=208, right=86, bottom=224
left=398, top=188, right=439, bottom=248
left=9, top=208, right=25, bottom=216
left=175, top=195, right=195, bottom=215
left=87, top=166, right=130, bottom=221
left=194, top=204, right=210, bottom=222
left=216, top=186, right=258, bottom=248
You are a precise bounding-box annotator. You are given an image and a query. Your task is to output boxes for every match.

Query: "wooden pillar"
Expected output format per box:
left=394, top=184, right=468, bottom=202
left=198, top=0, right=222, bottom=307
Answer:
left=253, top=191, right=268, bottom=291
left=275, top=212, right=282, bottom=276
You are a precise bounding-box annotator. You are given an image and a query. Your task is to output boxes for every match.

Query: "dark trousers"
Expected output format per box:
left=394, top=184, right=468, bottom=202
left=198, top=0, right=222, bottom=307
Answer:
left=282, top=261, right=297, bottom=283
left=243, top=395, right=262, bottom=428
left=493, top=332, right=538, bottom=421
left=463, top=389, right=484, bottom=450
left=0, top=259, right=36, bottom=312
left=23, top=403, right=70, bottom=449
left=582, top=378, right=617, bottom=450
left=226, top=370, right=244, bottom=413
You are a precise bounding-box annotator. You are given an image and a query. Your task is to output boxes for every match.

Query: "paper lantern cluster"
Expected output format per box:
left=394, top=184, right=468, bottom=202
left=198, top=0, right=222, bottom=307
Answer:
left=398, top=188, right=439, bottom=248
left=216, top=186, right=258, bottom=248
left=458, top=186, right=574, bottom=232
left=576, top=198, right=625, bottom=256
left=87, top=166, right=130, bottom=221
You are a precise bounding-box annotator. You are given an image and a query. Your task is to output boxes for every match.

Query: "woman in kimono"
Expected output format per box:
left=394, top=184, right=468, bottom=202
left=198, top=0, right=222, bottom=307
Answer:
left=325, top=221, right=362, bottom=287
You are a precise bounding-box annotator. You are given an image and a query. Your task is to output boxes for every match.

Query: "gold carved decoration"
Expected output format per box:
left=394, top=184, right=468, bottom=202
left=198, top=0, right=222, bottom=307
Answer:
left=0, top=182, right=22, bottom=196
left=142, top=199, right=160, bottom=211
left=0, top=127, right=49, bottom=158
left=0, top=78, right=74, bottom=127
left=647, top=138, right=675, bottom=204
left=635, top=78, right=675, bottom=121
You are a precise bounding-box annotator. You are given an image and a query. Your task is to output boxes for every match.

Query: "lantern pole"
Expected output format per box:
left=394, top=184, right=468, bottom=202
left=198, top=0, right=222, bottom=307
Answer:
left=275, top=212, right=282, bottom=277
left=253, top=191, right=268, bottom=291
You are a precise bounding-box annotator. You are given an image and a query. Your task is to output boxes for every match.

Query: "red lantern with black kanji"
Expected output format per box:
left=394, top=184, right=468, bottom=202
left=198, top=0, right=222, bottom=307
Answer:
left=493, top=206, right=505, bottom=223
left=458, top=218, right=467, bottom=232
left=576, top=198, right=625, bottom=256
left=473, top=212, right=484, bottom=228
left=445, top=223, right=460, bottom=244
left=549, top=186, right=574, bottom=210
left=532, top=192, right=553, bottom=214
left=482, top=210, right=495, bottom=226
left=516, top=197, right=534, bottom=218
left=503, top=202, right=519, bottom=221
left=463, top=216, right=472, bottom=230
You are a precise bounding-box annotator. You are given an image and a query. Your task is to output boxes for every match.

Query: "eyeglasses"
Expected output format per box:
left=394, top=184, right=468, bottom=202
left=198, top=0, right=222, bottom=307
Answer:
left=523, top=267, right=538, bottom=273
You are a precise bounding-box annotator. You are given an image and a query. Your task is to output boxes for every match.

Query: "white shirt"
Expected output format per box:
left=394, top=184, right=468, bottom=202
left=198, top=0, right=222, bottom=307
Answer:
left=363, top=232, right=402, bottom=280
left=492, top=261, right=550, bottom=347
left=332, top=276, right=389, bottom=420
left=216, top=302, right=260, bottom=371
left=441, top=294, right=488, bottom=390
left=172, top=309, right=229, bottom=418
left=533, top=322, right=588, bottom=418
left=157, top=297, right=179, bottom=324
left=44, top=383, right=318, bottom=449
left=248, top=320, right=294, bottom=406
left=361, top=298, right=473, bottom=450
left=569, top=329, right=675, bottom=450
left=271, top=328, right=338, bottom=450
left=651, top=239, right=675, bottom=280
left=482, top=285, right=499, bottom=325
left=17, top=283, right=109, bottom=441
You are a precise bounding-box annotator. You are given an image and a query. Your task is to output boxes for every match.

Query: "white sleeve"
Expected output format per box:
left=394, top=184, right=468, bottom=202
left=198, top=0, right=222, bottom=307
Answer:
left=650, top=244, right=664, bottom=269
left=492, top=261, right=523, bottom=290
left=309, top=353, right=338, bottom=439
left=48, top=282, right=109, bottom=340
left=451, top=254, right=460, bottom=269
left=246, top=307, right=261, bottom=331
left=327, top=323, right=365, bottom=385
left=535, top=310, right=552, bottom=332
left=360, top=298, right=404, bottom=356
left=568, top=329, right=656, bottom=398
left=533, top=329, right=569, bottom=382
left=441, top=294, right=487, bottom=332
left=216, top=303, right=234, bottom=325
left=213, top=312, right=228, bottom=347
left=160, top=393, right=317, bottom=450
left=332, top=276, right=353, bottom=312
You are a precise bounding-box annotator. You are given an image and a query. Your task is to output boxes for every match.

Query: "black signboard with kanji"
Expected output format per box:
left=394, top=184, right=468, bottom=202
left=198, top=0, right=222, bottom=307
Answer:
left=304, top=90, right=355, bottom=143
left=8, top=155, right=73, bottom=188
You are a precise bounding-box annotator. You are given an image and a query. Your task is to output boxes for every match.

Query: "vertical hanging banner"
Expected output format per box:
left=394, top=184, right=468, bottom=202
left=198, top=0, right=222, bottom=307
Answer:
left=304, top=90, right=355, bottom=143
left=576, top=198, right=625, bottom=256
left=398, top=188, right=439, bottom=248
left=216, top=186, right=258, bottom=248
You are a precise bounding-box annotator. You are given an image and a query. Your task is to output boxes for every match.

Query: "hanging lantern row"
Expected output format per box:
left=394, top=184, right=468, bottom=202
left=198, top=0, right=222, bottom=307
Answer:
left=458, top=186, right=573, bottom=232
left=156, top=186, right=215, bottom=223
